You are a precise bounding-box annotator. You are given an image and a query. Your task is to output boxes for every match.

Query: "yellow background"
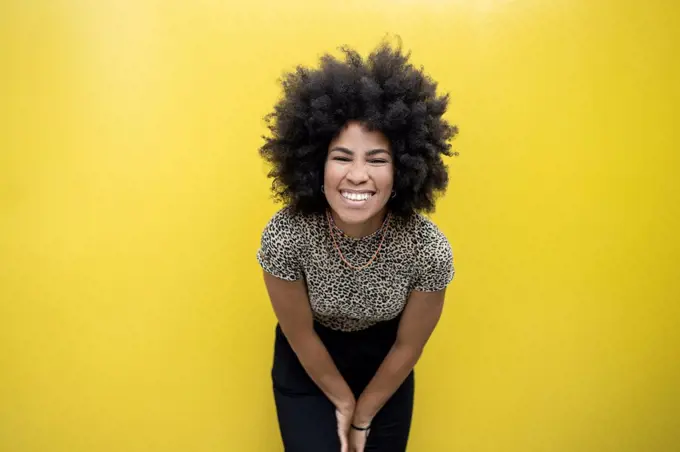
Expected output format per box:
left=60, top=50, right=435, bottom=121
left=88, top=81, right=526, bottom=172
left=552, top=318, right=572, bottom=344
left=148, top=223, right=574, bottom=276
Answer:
left=1, top=0, right=678, bottom=451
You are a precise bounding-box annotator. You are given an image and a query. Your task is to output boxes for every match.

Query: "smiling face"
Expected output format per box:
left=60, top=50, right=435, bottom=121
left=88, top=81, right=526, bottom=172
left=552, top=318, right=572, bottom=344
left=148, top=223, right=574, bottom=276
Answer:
left=323, top=121, right=394, bottom=236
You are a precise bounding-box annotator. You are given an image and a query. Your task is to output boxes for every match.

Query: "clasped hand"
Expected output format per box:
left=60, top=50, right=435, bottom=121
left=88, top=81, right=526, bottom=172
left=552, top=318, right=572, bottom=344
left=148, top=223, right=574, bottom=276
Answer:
left=336, top=404, right=370, bottom=452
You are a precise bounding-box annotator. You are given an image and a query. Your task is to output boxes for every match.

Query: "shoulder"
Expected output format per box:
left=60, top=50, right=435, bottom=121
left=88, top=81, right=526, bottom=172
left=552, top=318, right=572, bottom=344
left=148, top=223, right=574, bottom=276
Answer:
left=257, top=206, right=315, bottom=281
left=261, top=206, right=311, bottom=240
left=407, top=213, right=452, bottom=255
left=402, top=213, right=455, bottom=291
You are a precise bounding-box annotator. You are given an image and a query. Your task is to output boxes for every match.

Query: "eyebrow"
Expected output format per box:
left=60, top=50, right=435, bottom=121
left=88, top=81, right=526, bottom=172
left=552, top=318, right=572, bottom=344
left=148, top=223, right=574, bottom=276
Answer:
left=330, top=146, right=390, bottom=156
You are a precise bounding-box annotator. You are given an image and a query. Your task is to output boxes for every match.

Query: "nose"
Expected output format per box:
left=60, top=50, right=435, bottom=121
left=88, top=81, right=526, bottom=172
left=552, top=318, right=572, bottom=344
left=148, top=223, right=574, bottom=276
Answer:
left=346, top=161, right=369, bottom=184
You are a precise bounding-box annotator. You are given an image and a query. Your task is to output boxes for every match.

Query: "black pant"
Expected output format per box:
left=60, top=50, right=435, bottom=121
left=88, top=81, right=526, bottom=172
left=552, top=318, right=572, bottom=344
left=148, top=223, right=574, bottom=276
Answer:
left=271, top=316, right=414, bottom=452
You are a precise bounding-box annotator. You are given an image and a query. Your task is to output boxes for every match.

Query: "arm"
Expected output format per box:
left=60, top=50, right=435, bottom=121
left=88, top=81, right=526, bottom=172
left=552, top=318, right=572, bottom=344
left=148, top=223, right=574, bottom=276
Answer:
left=263, top=271, right=355, bottom=412
left=352, top=288, right=446, bottom=426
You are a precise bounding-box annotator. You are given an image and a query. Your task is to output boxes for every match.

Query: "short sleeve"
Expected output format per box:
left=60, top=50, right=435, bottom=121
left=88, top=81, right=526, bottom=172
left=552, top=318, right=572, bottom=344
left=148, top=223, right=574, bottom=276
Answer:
left=412, top=226, right=455, bottom=292
left=256, top=208, right=304, bottom=281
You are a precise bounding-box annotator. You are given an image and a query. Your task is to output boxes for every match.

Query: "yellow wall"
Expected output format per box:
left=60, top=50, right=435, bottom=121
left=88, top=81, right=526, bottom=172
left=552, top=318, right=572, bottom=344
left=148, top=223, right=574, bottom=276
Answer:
left=1, top=1, right=678, bottom=451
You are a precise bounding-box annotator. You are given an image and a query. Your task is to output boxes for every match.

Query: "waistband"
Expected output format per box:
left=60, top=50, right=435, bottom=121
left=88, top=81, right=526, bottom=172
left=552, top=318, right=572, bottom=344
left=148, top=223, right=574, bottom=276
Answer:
left=275, top=314, right=401, bottom=346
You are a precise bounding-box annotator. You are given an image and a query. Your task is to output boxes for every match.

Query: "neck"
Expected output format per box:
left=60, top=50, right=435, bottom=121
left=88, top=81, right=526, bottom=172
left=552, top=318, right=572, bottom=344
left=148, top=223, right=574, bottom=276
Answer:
left=330, top=209, right=388, bottom=238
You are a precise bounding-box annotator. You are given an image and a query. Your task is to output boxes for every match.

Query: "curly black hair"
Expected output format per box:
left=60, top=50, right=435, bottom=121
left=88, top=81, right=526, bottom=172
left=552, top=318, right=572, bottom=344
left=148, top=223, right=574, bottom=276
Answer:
left=259, top=39, right=458, bottom=218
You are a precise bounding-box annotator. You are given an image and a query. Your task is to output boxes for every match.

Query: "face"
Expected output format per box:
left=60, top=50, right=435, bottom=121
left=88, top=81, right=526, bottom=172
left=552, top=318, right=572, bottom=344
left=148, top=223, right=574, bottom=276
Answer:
left=324, top=121, right=394, bottom=232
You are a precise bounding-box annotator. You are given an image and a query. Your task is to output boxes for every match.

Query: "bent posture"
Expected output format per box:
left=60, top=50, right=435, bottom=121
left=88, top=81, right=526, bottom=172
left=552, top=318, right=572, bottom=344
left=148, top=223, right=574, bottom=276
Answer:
left=257, top=40, right=458, bottom=452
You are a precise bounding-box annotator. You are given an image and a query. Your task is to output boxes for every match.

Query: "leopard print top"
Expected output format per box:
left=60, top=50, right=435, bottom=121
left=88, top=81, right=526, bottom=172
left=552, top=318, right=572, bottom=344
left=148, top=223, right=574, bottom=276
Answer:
left=257, top=206, right=455, bottom=332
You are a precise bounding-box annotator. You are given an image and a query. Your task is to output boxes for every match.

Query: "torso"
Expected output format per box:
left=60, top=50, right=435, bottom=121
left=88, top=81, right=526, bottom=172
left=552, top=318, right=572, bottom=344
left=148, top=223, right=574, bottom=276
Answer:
left=258, top=207, right=454, bottom=332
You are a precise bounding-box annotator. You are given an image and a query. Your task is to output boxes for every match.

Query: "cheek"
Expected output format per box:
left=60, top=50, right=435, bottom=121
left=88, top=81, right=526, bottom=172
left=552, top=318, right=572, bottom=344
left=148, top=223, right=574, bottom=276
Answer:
left=324, top=162, right=345, bottom=187
left=376, top=167, right=394, bottom=192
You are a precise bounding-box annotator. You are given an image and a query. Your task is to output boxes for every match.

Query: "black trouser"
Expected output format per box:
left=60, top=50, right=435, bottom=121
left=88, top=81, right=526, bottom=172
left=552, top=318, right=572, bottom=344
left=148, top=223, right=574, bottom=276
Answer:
left=271, top=316, right=414, bottom=452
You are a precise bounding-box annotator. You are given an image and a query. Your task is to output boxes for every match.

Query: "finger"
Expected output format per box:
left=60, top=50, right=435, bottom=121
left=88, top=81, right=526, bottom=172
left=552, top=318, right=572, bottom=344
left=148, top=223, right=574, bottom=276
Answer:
left=359, top=434, right=367, bottom=452
left=339, top=432, right=348, bottom=452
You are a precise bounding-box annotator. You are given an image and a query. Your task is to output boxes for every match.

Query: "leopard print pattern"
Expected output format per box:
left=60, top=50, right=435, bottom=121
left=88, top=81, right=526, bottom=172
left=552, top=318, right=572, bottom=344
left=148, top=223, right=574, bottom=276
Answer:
left=257, top=206, right=454, bottom=332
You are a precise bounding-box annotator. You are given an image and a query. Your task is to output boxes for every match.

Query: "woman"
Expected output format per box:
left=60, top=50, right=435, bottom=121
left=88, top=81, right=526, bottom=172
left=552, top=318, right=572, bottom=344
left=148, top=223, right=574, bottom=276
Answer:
left=256, top=40, right=457, bottom=452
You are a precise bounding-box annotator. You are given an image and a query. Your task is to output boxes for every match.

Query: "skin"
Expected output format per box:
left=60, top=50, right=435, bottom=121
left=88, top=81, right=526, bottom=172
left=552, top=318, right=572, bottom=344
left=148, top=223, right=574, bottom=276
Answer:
left=263, top=121, right=446, bottom=452
left=324, top=121, right=394, bottom=238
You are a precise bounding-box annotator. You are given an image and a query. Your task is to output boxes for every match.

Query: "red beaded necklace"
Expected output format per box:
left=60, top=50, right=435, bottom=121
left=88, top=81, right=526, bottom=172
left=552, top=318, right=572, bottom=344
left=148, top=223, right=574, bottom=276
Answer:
left=326, top=209, right=391, bottom=271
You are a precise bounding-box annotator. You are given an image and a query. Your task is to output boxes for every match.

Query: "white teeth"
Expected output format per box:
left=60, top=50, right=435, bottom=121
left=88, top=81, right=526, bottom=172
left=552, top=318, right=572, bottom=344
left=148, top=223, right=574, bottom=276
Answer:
left=342, top=191, right=373, bottom=201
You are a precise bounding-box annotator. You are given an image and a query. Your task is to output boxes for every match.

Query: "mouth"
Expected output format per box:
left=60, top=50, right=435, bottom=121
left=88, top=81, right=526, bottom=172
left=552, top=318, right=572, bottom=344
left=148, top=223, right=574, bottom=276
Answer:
left=340, top=190, right=375, bottom=204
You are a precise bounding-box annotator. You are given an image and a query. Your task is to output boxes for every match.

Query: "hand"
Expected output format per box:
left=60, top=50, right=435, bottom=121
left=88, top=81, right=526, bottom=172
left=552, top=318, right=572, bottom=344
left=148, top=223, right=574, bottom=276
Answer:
left=335, top=405, right=354, bottom=452
left=348, top=423, right=370, bottom=452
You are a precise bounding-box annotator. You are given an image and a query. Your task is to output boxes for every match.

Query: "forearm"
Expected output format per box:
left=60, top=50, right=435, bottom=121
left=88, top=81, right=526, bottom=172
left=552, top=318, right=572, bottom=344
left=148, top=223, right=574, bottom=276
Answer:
left=288, top=330, right=355, bottom=410
left=353, top=343, right=421, bottom=424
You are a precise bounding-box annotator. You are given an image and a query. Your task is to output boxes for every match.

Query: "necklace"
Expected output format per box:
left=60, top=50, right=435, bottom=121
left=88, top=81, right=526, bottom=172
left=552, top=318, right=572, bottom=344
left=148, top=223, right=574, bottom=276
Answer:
left=326, top=210, right=391, bottom=271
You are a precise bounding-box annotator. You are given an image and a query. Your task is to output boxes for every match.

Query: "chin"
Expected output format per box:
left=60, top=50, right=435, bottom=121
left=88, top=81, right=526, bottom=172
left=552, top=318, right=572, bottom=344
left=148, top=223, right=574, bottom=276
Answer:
left=329, top=199, right=386, bottom=225
left=335, top=209, right=371, bottom=225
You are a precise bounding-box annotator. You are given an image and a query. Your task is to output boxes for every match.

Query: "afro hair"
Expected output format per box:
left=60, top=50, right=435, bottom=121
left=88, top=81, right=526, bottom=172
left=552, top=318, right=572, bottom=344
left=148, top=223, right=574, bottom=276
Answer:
left=259, top=39, right=458, bottom=218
